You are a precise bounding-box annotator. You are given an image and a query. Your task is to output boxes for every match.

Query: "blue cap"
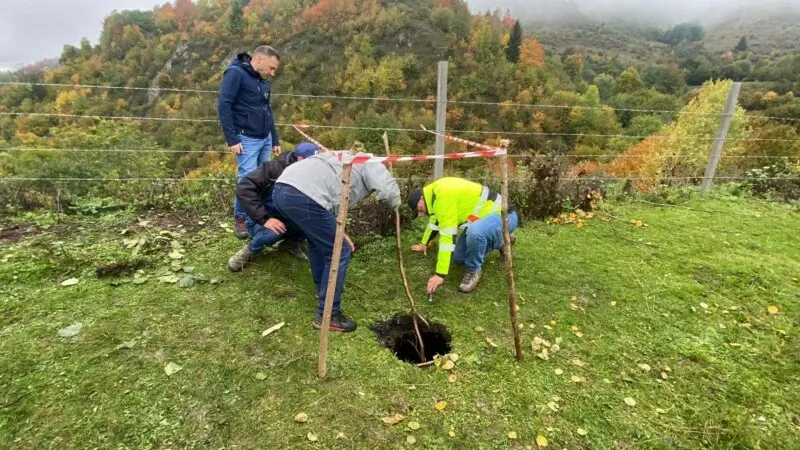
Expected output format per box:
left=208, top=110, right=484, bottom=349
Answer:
left=293, top=142, right=319, bottom=159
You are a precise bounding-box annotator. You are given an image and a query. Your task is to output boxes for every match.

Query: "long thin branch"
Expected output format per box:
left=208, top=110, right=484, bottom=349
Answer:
left=383, top=132, right=427, bottom=362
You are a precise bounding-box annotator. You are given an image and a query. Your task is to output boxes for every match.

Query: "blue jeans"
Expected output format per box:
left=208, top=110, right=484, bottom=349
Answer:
left=272, top=183, right=352, bottom=316
left=245, top=205, right=303, bottom=254
left=453, top=211, right=518, bottom=273
left=233, top=133, right=272, bottom=219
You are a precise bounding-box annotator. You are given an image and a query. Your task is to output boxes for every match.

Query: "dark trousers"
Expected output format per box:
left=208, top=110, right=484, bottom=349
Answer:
left=272, top=183, right=352, bottom=315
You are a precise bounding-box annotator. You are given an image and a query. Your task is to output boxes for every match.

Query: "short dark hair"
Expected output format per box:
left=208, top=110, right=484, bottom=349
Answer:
left=254, top=45, right=280, bottom=61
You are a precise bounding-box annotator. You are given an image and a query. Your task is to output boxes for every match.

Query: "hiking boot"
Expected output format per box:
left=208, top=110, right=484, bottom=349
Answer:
left=459, top=271, right=482, bottom=293
left=234, top=217, right=249, bottom=239
left=313, top=312, right=358, bottom=333
left=227, top=245, right=255, bottom=272
left=279, top=240, right=308, bottom=261
left=499, top=233, right=517, bottom=257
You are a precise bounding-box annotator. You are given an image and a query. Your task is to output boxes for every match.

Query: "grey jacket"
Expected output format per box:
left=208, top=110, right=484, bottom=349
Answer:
left=276, top=152, right=401, bottom=212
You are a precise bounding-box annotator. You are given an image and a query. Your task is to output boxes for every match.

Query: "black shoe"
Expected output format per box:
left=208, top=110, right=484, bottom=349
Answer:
left=313, top=313, right=358, bottom=333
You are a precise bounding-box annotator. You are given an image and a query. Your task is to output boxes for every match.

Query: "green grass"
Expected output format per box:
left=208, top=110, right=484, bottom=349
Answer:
left=1, top=194, right=799, bottom=449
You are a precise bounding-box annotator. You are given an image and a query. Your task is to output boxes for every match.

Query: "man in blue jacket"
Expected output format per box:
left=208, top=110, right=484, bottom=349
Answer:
left=218, top=45, right=282, bottom=239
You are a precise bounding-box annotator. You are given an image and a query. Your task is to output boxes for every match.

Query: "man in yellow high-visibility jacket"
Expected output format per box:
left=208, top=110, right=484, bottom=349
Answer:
left=407, top=177, right=518, bottom=294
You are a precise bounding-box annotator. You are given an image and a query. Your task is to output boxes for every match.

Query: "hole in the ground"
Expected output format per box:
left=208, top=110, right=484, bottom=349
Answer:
left=370, top=314, right=452, bottom=364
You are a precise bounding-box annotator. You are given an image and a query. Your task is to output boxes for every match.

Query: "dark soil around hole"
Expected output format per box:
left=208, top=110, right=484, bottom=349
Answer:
left=370, top=314, right=452, bottom=364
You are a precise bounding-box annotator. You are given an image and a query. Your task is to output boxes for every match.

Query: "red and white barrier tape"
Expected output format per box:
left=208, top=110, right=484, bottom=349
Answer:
left=331, top=149, right=506, bottom=164
left=293, top=124, right=507, bottom=164
left=293, top=124, right=331, bottom=152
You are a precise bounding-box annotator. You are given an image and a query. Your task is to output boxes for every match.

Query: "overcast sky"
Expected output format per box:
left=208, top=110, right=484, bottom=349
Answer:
left=1, top=0, right=795, bottom=70
left=0, top=0, right=161, bottom=70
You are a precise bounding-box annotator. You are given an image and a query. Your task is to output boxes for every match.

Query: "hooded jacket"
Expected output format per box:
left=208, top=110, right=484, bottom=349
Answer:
left=275, top=152, right=401, bottom=213
left=236, top=151, right=299, bottom=225
left=217, top=53, right=280, bottom=147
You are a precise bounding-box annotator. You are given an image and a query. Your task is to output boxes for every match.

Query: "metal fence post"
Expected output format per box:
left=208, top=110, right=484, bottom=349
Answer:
left=434, top=61, right=448, bottom=179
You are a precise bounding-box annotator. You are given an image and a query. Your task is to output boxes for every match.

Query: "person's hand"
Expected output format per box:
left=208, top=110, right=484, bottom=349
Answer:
left=344, top=234, right=356, bottom=253
left=229, top=143, right=243, bottom=155
left=427, top=275, right=444, bottom=294
left=264, top=218, right=287, bottom=234
left=272, top=146, right=281, bottom=156
left=411, top=244, right=428, bottom=255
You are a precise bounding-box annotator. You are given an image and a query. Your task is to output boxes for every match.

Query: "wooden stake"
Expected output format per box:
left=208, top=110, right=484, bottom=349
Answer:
left=500, top=145, right=523, bottom=360
left=318, top=162, right=353, bottom=378
left=383, top=132, right=427, bottom=362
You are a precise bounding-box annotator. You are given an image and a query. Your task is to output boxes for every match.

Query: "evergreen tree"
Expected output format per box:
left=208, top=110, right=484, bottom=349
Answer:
left=736, top=35, right=749, bottom=52
left=506, top=20, right=523, bottom=63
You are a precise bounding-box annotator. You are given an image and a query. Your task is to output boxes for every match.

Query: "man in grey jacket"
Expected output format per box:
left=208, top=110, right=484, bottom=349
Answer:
left=273, top=152, right=401, bottom=332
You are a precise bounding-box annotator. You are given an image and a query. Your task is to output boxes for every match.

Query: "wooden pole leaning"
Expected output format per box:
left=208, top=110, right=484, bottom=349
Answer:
left=499, top=141, right=523, bottom=360
left=318, top=162, right=353, bottom=378
left=382, top=132, right=427, bottom=362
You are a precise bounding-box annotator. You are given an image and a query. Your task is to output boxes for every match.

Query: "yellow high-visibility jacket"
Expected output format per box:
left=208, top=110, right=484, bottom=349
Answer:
left=420, top=177, right=502, bottom=276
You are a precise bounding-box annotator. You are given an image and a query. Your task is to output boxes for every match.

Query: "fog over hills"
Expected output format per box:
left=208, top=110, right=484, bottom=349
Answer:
left=467, top=0, right=800, bottom=26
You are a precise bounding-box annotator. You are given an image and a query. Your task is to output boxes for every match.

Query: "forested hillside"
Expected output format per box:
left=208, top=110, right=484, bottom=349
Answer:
left=0, top=0, right=798, bottom=210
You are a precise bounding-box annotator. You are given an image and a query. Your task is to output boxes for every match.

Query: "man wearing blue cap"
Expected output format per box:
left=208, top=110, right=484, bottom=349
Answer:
left=227, top=142, right=319, bottom=271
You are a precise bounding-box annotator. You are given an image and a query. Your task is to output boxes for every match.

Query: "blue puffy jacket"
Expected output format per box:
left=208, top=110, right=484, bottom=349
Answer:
left=217, top=53, right=280, bottom=147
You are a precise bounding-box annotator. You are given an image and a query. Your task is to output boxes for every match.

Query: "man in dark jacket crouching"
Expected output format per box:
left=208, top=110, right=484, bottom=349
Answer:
left=227, top=142, right=320, bottom=271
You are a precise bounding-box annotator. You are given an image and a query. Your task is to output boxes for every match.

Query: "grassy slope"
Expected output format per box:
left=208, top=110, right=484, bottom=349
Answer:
left=1, top=194, right=798, bottom=449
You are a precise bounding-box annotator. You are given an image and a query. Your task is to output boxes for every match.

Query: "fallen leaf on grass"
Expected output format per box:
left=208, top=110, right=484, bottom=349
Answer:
left=571, top=375, right=585, bottom=383
left=307, top=432, right=318, bottom=442
left=609, top=301, right=617, bottom=306
left=448, top=353, right=459, bottom=362
left=624, top=397, right=637, bottom=406
left=435, top=401, right=447, bottom=412
left=448, top=430, right=455, bottom=437
left=574, top=332, right=584, bottom=338
left=572, top=359, right=585, bottom=367
left=381, top=414, right=405, bottom=426
left=294, top=412, right=309, bottom=423
left=407, top=421, right=420, bottom=430
left=700, top=302, right=709, bottom=310
left=406, top=435, right=416, bottom=444
left=254, top=372, right=267, bottom=380
left=660, top=371, right=669, bottom=380
left=554, top=368, right=564, bottom=375
left=486, top=338, right=498, bottom=348
left=638, top=364, right=651, bottom=372
left=577, top=428, right=588, bottom=436
left=60, top=278, right=79, bottom=287
left=336, top=432, right=346, bottom=439
left=547, top=401, right=559, bottom=412
left=571, top=325, right=580, bottom=332
left=441, top=360, right=455, bottom=371
left=448, top=374, right=457, bottom=383
left=767, top=305, right=779, bottom=315
left=262, top=322, right=286, bottom=337
left=164, top=362, right=182, bottom=376
left=508, top=431, right=518, bottom=439
left=536, top=434, right=549, bottom=447
left=655, top=408, right=666, bottom=414
left=474, top=327, right=485, bottom=333
left=178, top=276, right=195, bottom=288
left=536, top=349, right=550, bottom=361
left=58, top=322, right=83, bottom=339
left=114, top=339, right=137, bottom=350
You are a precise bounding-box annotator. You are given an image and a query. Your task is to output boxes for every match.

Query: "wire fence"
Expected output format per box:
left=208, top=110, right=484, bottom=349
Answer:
left=1, top=147, right=798, bottom=159
left=3, top=80, right=800, bottom=123
left=1, top=111, right=799, bottom=142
